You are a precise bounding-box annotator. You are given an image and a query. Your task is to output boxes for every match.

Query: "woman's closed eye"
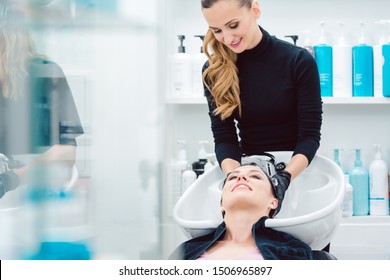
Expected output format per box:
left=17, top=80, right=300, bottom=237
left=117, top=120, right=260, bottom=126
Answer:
left=227, top=175, right=237, bottom=181
left=211, top=23, right=239, bottom=34
left=229, top=23, right=239, bottom=29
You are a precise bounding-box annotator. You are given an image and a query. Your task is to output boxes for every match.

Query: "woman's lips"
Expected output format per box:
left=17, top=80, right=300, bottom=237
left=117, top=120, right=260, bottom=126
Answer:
left=230, top=38, right=242, bottom=48
left=232, top=183, right=252, bottom=192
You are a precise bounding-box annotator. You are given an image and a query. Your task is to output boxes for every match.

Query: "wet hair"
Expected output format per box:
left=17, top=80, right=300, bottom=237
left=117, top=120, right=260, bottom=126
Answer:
left=201, top=0, right=254, bottom=120
left=221, top=162, right=278, bottom=218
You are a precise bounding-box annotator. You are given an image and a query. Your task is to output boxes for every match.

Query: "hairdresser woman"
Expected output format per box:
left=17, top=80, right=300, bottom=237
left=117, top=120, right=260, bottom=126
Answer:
left=200, top=0, right=322, bottom=218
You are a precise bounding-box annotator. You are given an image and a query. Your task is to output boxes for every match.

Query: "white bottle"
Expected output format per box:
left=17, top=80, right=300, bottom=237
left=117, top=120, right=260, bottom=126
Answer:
left=333, top=21, right=352, bottom=98
left=300, top=30, right=315, bottom=57
left=204, top=154, right=215, bottom=173
left=369, top=144, right=389, bottom=215
left=166, top=140, right=188, bottom=216
left=181, top=165, right=197, bottom=193
left=374, top=20, right=386, bottom=97
left=170, top=35, right=193, bottom=98
left=192, top=35, right=207, bottom=97
left=342, top=174, right=354, bottom=217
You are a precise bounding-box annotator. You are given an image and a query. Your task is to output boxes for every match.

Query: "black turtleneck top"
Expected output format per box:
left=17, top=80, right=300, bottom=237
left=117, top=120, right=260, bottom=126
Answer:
left=204, top=26, right=322, bottom=166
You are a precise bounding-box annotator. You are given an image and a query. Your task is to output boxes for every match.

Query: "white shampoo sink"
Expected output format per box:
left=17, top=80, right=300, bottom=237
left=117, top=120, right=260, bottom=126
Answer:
left=173, top=152, right=345, bottom=250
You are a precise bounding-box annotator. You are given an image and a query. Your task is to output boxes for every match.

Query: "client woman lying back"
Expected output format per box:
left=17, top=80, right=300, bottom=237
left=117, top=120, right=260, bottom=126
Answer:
left=169, top=163, right=313, bottom=260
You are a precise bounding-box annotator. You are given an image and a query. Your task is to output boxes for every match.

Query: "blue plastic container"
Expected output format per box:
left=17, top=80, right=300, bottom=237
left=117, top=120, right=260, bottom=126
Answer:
left=352, top=45, right=374, bottom=96
left=383, top=43, right=390, bottom=97
left=348, top=149, right=370, bottom=216
left=314, top=44, right=333, bottom=97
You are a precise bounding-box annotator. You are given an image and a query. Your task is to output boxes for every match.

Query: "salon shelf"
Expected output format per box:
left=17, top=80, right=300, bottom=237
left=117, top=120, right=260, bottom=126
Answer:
left=322, top=97, right=390, bottom=105
left=166, top=96, right=390, bottom=105
left=340, top=215, right=390, bottom=224
left=331, top=215, right=390, bottom=259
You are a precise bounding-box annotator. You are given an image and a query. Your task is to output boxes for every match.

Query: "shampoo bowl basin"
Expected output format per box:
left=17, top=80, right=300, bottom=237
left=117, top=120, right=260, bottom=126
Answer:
left=173, top=152, right=345, bottom=250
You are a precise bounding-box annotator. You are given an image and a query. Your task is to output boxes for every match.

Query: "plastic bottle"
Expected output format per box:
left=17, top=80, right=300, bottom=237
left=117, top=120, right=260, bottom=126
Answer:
left=181, top=165, right=197, bottom=193
left=333, top=21, right=352, bottom=98
left=352, top=22, right=374, bottom=97
left=170, top=35, right=192, bottom=97
left=343, top=175, right=354, bottom=217
left=192, top=35, right=207, bottom=97
left=383, top=20, right=390, bottom=97
left=374, top=21, right=387, bottom=97
left=166, top=140, right=187, bottom=215
left=334, top=148, right=353, bottom=217
left=204, top=154, right=215, bottom=173
left=300, top=30, right=315, bottom=57
left=348, top=149, right=370, bottom=216
left=192, top=140, right=208, bottom=178
left=388, top=172, right=390, bottom=213
left=313, top=21, right=333, bottom=97
left=369, top=144, right=389, bottom=215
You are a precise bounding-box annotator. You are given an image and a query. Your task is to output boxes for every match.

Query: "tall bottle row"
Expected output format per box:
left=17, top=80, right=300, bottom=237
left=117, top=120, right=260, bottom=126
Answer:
left=309, top=20, right=390, bottom=98
left=168, top=35, right=206, bottom=98
left=334, top=145, right=390, bottom=217
left=166, top=140, right=215, bottom=215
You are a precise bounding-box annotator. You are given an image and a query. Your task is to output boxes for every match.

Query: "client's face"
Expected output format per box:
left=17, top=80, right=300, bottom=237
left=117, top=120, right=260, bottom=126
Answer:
left=221, top=165, right=277, bottom=216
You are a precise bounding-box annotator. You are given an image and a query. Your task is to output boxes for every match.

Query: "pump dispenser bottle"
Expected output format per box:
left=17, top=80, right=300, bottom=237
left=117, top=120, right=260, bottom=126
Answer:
left=192, top=35, right=207, bottom=97
left=374, top=21, right=387, bottom=97
left=334, top=148, right=353, bottom=217
left=314, top=21, right=333, bottom=97
left=170, top=35, right=192, bottom=97
left=352, top=22, right=374, bottom=97
left=383, top=20, right=390, bottom=97
left=300, top=30, right=315, bottom=57
left=181, top=165, right=197, bottom=193
left=349, top=149, right=370, bottom=216
left=369, top=144, right=389, bottom=215
left=333, top=21, right=352, bottom=98
left=167, top=140, right=188, bottom=215
left=192, top=140, right=209, bottom=178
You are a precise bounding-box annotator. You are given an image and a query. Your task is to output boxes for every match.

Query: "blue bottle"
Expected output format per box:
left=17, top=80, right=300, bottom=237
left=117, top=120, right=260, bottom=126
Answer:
left=352, top=22, right=374, bottom=97
left=348, top=149, right=370, bottom=216
left=314, top=21, right=333, bottom=97
left=383, top=43, right=390, bottom=97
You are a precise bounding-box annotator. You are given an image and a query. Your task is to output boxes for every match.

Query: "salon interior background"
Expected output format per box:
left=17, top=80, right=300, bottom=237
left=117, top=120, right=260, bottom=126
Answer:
left=2, top=0, right=390, bottom=259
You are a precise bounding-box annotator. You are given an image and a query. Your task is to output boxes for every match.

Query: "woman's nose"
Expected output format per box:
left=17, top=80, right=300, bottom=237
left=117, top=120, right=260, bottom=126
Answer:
left=222, top=30, right=234, bottom=44
left=237, top=175, right=248, bottom=181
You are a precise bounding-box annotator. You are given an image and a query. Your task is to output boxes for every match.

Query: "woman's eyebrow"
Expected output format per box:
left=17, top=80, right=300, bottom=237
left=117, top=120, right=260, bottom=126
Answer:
left=248, top=170, right=266, bottom=176
left=209, top=19, right=238, bottom=30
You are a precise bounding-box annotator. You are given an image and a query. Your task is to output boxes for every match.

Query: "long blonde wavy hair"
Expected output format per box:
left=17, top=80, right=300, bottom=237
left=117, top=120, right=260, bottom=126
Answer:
left=201, top=0, right=253, bottom=120
left=0, top=9, right=36, bottom=101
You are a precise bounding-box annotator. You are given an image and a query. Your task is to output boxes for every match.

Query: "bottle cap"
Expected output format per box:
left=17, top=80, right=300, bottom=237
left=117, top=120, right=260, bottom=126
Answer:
left=373, top=144, right=383, bottom=160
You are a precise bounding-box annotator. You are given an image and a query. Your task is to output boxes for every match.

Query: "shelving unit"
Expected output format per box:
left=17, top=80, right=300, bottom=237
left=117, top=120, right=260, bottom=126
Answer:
left=164, top=0, right=390, bottom=260
left=331, top=216, right=390, bottom=259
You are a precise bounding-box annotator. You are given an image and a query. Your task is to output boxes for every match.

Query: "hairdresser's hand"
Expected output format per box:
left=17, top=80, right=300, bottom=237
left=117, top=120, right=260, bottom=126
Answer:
left=0, top=170, right=20, bottom=199
left=271, top=170, right=291, bottom=217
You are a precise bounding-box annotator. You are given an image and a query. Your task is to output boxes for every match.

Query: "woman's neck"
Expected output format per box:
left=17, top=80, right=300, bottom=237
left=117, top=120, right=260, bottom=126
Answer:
left=223, top=211, right=260, bottom=243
